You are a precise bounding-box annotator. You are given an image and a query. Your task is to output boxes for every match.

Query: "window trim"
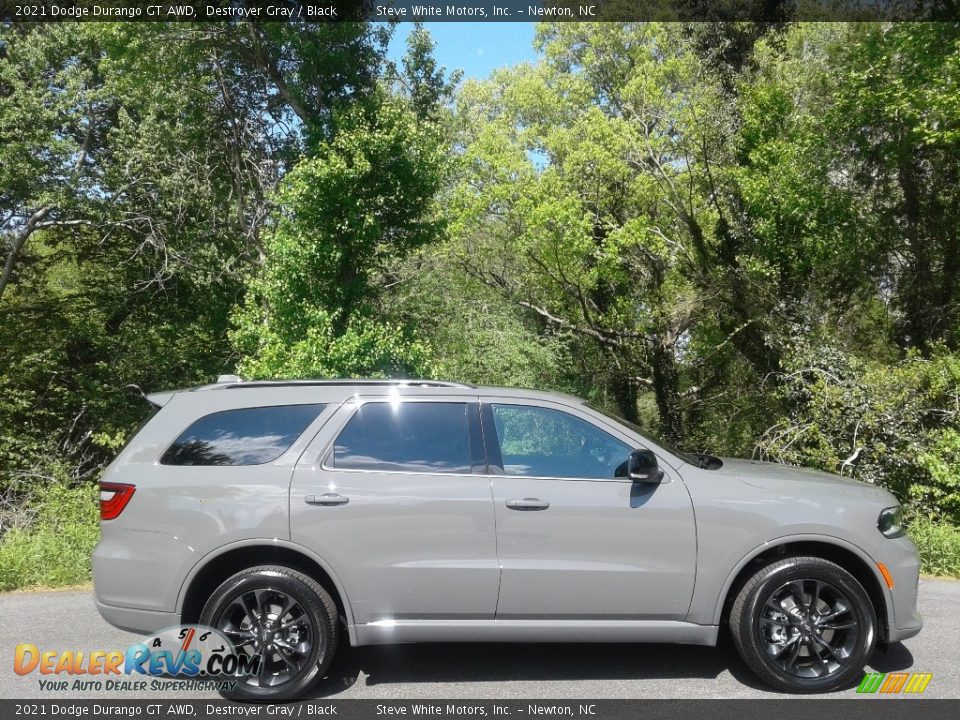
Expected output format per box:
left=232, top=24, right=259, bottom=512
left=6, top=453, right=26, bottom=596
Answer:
left=319, top=398, right=485, bottom=477
left=159, top=403, right=328, bottom=467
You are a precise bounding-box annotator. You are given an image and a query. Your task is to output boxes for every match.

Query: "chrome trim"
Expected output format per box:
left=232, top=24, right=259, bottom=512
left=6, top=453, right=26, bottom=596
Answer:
left=318, top=463, right=668, bottom=484
left=352, top=619, right=719, bottom=646
left=316, top=398, right=673, bottom=483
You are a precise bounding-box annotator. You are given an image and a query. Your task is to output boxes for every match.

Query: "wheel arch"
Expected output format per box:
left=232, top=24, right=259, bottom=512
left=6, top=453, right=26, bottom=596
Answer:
left=177, top=540, right=355, bottom=644
left=714, top=536, right=891, bottom=643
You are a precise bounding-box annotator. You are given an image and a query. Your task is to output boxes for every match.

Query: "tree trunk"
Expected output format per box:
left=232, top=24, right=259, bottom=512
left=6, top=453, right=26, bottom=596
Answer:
left=897, top=154, right=932, bottom=352
left=713, top=216, right=781, bottom=376
left=0, top=206, right=51, bottom=302
left=650, top=342, right=684, bottom=444
left=610, top=372, right=639, bottom=425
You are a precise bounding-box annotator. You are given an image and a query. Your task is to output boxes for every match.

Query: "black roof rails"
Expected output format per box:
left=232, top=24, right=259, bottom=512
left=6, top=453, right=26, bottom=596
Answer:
left=220, top=379, right=477, bottom=390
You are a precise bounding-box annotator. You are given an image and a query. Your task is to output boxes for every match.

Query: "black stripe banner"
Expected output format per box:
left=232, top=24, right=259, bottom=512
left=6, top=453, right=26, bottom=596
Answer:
left=2, top=0, right=959, bottom=23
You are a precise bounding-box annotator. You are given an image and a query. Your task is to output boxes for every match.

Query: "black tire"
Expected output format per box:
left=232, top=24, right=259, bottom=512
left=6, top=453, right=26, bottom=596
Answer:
left=199, top=565, right=339, bottom=702
left=729, top=555, right=876, bottom=693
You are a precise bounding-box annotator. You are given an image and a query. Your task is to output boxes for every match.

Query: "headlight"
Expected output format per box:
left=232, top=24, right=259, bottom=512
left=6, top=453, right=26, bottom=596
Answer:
left=878, top=506, right=904, bottom=538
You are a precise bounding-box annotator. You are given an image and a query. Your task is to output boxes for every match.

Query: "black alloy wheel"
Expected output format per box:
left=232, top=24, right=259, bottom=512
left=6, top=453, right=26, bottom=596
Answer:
left=200, top=565, right=338, bottom=701
left=730, top=556, right=877, bottom=693
left=758, top=578, right=861, bottom=679
left=216, top=586, right=316, bottom=689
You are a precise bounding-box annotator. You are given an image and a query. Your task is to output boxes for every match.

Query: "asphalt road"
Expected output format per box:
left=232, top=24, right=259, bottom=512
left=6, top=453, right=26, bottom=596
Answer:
left=2, top=579, right=957, bottom=700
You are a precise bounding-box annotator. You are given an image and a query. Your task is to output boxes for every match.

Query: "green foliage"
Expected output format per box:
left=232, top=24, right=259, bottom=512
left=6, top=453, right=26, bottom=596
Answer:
left=0, top=20, right=396, bottom=483
left=831, top=24, right=960, bottom=349
left=908, top=516, right=960, bottom=578
left=3, top=21, right=960, bottom=588
left=391, top=250, right=570, bottom=389
left=395, top=24, right=462, bottom=121
left=233, top=306, right=435, bottom=381
left=231, top=98, right=447, bottom=380
left=0, top=482, right=99, bottom=591
left=756, top=346, right=960, bottom=523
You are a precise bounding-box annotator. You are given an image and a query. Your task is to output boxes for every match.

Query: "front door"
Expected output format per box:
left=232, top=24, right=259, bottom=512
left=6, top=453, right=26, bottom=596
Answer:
left=484, top=400, right=697, bottom=620
left=290, top=398, right=499, bottom=625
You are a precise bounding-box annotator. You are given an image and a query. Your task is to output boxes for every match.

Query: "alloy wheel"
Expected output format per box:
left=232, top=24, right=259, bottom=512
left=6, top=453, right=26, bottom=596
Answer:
left=757, top=578, right=861, bottom=679
left=215, top=587, right=317, bottom=689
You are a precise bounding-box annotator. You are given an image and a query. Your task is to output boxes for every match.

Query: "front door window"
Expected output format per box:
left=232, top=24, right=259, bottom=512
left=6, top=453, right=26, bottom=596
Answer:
left=490, top=404, right=632, bottom=479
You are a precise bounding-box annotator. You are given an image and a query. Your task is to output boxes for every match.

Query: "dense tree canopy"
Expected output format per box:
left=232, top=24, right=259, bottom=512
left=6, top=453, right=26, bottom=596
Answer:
left=2, top=21, right=960, bottom=581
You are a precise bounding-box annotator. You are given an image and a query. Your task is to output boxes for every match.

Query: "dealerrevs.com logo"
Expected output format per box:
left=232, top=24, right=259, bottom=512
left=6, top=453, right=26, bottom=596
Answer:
left=13, top=625, right=256, bottom=692
left=857, top=672, right=933, bottom=695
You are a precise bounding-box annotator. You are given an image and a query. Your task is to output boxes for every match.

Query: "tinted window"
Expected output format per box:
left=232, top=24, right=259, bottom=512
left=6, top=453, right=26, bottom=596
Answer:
left=491, top=404, right=631, bottom=479
left=333, top=402, right=471, bottom=473
left=161, top=404, right=325, bottom=466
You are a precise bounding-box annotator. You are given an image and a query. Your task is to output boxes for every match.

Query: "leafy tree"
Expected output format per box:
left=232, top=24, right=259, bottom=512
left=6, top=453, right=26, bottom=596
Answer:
left=756, top=343, right=960, bottom=524
left=0, top=19, right=394, bottom=484
left=445, top=24, right=752, bottom=438
left=831, top=23, right=960, bottom=352
left=231, top=29, right=454, bottom=380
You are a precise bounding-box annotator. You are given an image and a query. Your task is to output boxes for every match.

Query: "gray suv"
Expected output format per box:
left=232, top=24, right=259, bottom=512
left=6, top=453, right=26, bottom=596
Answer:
left=93, top=378, right=922, bottom=699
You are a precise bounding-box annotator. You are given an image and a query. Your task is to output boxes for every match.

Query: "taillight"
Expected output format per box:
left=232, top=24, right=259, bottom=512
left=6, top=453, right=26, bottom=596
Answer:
left=99, top=482, right=136, bottom=520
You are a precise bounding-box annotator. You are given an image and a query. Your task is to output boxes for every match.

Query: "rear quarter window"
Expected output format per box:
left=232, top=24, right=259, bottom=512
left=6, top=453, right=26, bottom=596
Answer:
left=161, top=404, right=326, bottom=466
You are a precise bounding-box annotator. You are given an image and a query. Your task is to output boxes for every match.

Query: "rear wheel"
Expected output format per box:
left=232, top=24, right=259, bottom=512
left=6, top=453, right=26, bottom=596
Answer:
left=199, top=565, right=338, bottom=701
left=730, top=556, right=876, bottom=693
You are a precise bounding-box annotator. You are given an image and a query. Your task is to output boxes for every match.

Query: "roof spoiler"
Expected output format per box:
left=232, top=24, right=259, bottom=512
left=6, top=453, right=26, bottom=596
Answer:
left=143, top=375, right=242, bottom=407
left=145, top=391, right=176, bottom=408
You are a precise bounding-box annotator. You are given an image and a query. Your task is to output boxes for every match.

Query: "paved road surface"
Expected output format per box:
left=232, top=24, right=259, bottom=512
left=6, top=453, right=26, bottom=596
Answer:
left=2, top=579, right=957, bottom=699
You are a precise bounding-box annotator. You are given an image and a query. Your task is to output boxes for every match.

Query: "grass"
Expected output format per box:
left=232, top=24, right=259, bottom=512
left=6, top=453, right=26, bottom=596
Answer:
left=907, top=515, right=960, bottom=578
left=0, top=482, right=99, bottom=591
left=0, top=482, right=957, bottom=592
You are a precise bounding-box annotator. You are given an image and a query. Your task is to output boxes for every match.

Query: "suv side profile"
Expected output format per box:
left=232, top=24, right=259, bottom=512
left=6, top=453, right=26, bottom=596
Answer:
left=93, top=378, right=922, bottom=700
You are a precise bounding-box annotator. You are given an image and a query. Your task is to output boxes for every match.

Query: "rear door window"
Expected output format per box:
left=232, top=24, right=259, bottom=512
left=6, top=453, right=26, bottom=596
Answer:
left=161, top=404, right=326, bottom=466
left=332, top=402, right=473, bottom=473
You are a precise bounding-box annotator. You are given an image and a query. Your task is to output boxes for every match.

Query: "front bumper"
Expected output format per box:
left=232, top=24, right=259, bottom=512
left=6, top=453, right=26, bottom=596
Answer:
left=880, top=534, right=923, bottom=643
left=888, top=620, right=923, bottom=643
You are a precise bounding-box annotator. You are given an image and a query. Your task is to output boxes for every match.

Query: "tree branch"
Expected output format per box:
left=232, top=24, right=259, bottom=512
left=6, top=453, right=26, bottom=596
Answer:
left=244, top=24, right=313, bottom=128
left=516, top=299, right=625, bottom=348
left=0, top=205, right=52, bottom=301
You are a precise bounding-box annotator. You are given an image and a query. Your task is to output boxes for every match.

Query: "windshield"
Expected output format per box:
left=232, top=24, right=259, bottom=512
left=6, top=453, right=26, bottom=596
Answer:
left=586, top=403, right=698, bottom=466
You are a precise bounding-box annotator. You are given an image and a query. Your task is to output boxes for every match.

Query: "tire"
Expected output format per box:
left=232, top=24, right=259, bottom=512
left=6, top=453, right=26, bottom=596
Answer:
left=199, top=565, right=339, bottom=701
left=729, top=555, right=877, bottom=693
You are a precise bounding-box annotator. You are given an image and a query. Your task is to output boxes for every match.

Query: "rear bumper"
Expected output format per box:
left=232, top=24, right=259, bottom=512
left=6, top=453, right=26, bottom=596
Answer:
left=92, top=525, right=196, bottom=615
left=94, top=596, right=179, bottom=635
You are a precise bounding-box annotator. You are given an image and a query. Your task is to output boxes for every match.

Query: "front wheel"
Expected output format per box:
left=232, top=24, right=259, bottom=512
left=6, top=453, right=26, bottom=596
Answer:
left=199, top=565, right=339, bottom=701
left=729, top=556, right=877, bottom=693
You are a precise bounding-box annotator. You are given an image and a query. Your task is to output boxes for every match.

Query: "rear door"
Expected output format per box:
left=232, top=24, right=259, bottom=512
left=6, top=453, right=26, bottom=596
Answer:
left=290, top=397, right=499, bottom=624
left=484, top=398, right=697, bottom=620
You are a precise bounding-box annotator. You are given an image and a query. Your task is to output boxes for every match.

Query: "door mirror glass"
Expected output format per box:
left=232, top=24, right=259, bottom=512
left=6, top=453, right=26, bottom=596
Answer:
left=628, top=449, right=663, bottom=484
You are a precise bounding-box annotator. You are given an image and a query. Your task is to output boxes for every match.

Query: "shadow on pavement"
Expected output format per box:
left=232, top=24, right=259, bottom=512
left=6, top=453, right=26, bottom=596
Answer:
left=308, top=639, right=916, bottom=698
left=311, top=640, right=749, bottom=697
left=870, top=642, right=915, bottom=673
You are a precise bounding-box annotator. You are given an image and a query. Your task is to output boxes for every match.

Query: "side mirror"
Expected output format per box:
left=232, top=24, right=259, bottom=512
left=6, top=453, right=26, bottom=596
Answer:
left=628, top=448, right=663, bottom=485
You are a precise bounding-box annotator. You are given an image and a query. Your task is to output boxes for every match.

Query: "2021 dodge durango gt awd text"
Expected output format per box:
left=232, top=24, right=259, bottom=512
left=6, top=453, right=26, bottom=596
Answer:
left=93, top=378, right=922, bottom=700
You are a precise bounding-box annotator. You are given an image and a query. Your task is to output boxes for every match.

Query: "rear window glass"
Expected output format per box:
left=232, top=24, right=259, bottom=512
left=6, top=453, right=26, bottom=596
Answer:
left=161, top=404, right=326, bottom=466
left=332, top=402, right=471, bottom=473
